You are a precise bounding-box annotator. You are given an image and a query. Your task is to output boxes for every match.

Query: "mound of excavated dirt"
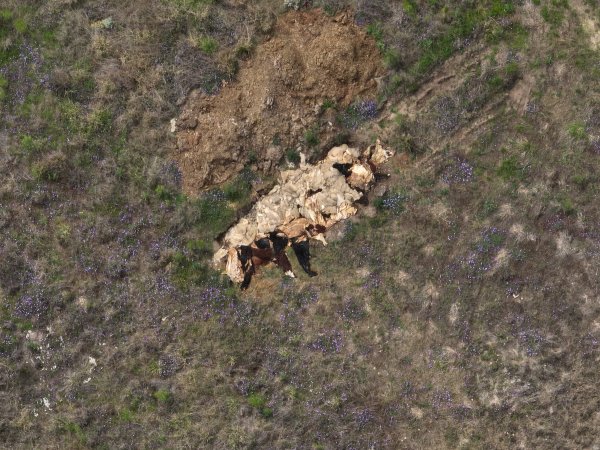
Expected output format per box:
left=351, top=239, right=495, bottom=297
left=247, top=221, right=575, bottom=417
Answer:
left=173, top=9, right=383, bottom=194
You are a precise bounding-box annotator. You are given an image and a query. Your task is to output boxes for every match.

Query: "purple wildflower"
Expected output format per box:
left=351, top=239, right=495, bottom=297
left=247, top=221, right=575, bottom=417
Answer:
left=308, top=330, right=344, bottom=354
left=441, top=157, right=474, bottom=184
left=338, top=99, right=379, bottom=129
left=14, top=294, right=47, bottom=319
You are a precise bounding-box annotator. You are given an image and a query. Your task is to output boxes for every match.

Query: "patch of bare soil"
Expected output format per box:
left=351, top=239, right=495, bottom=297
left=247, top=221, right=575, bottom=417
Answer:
left=173, top=9, right=383, bottom=194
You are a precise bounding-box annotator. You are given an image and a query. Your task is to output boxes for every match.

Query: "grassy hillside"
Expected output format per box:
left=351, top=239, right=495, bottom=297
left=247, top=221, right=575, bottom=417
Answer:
left=1, top=0, right=599, bottom=448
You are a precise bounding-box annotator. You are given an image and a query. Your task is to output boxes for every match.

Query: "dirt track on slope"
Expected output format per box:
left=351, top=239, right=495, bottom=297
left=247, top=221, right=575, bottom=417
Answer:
left=173, top=9, right=383, bottom=194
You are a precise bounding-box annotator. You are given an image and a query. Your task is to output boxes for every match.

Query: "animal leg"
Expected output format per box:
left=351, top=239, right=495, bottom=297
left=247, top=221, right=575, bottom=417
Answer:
left=238, top=245, right=254, bottom=271
left=273, top=251, right=295, bottom=278
left=333, top=162, right=353, bottom=176
left=269, top=232, right=289, bottom=254
left=292, top=239, right=317, bottom=277
left=240, top=268, right=254, bottom=290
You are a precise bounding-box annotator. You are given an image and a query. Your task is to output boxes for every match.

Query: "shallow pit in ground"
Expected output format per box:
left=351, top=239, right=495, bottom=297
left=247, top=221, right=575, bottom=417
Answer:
left=173, top=8, right=384, bottom=195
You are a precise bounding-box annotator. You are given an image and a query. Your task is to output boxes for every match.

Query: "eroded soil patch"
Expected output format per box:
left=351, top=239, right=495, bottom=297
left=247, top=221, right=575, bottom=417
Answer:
left=174, top=9, right=383, bottom=194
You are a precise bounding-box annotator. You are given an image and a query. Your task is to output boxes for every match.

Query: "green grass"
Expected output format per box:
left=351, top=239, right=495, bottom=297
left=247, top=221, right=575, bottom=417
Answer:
left=13, top=17, right=27, bottom=33
left=410, top=1, right=517, bottom=78
left=559, top=196, right=576, bottom=215
left=197, top=36, right=218, bottom=54
left=171, top=249, right=215, bottom=287
left=366, top=22, right=384, bottom=44
left=247, top=393, right=266, bottom=408
left=497, top=156, right=524, bottom=180
left=168, top=0, right=215, bottom=9
left=567, top=121, right=587, bottom=140
left=539, top=0, right=569, bottom=27
left=479, top=199, right=499, bottom=217
left=286, top=147, right=301, bottom=164
left=31, top=163, right=58, bottom=182
left=118, top=408, right=135, bottom=423
left=485, top=61, right=520, bottom=92
left=506, top=23, right=530, bottom=50
left=489, top=0, right=515, bottom=16
left=247, top=393, right=273, bottom=418
left=155, top=184, right=185, bottom=204
left=260, top=407, right=273, bottom=418
left=223, top=171, right=253, bottom=202
left=0, top=9, right=12, bottom=21
left=383, top=47, right=403, bottom=70
left=85, top=108, right=113, bottom=136
left=0, top=74, right=7, bottom=102
left=402, top=0, right=418, bottom=17
left=195, top=193, right=236, bottom=234
left=59, top=421, right=86, bottom=444
left=235, top=43, right=252, bottom=59
left=20, top=135, right=44, bottom=154
left=0, top=44, right=19, bottom=66
left=320, top=98, right=335, bottom=111
left=153, top=389, right=172, bottom=403
left=572, top=174, right=590, bottom=189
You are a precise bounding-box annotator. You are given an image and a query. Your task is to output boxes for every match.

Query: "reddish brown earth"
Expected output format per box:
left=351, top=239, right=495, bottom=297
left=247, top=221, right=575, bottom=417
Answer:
left=173, top=9, right=383, bottom=194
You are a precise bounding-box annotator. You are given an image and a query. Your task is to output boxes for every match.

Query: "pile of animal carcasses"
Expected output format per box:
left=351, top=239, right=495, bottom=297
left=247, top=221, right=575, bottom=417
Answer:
left=213, top=139, right=394, bottom=289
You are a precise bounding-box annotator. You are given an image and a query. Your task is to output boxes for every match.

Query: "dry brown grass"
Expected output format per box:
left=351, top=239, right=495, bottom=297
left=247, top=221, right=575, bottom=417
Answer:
left=0, top=0, right=599, bottom=448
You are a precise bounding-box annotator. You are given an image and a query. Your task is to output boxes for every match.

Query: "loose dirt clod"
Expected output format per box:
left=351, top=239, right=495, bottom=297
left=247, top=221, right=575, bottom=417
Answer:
left=173, top=9, right=383, bottom=194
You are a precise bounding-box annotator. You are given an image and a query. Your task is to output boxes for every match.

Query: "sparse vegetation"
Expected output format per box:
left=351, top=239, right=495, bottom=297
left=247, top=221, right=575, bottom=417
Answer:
left=1, top=0, right=599, bottom=448
left=286, top=147, right=301, bottom=164
left=304, top=126, right=320, bottom=147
